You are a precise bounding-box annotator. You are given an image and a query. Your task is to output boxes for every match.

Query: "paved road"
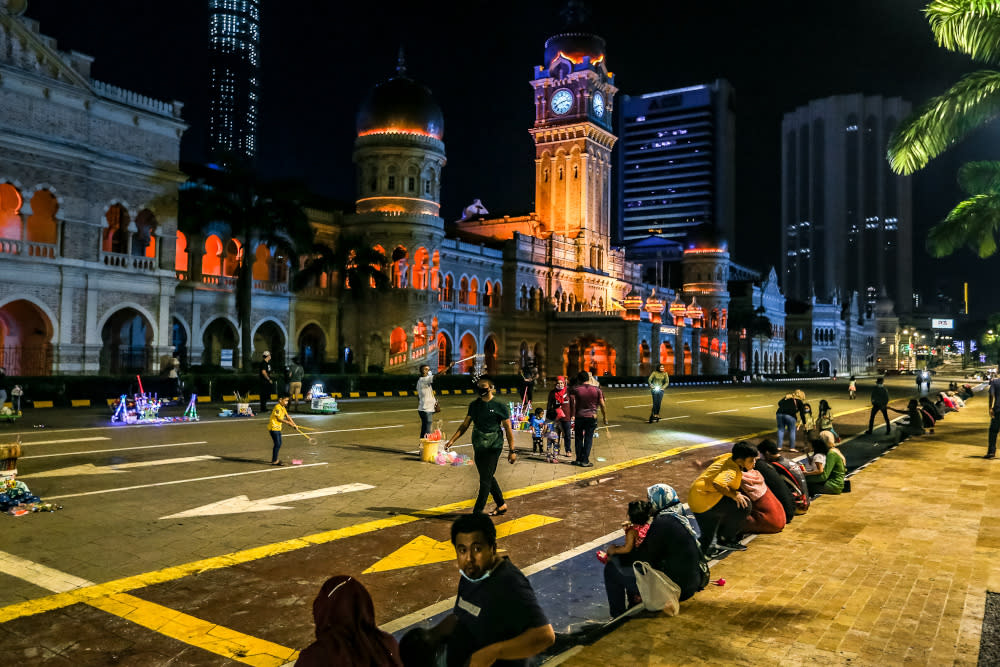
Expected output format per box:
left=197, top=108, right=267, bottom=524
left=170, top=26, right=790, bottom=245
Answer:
left=0, top=376, right=944, bottom=664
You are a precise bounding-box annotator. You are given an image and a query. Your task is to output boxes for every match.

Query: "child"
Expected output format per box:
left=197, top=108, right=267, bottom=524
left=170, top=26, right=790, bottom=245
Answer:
left=529, top=407, right=546, bottom=454
left=801, top=401, right=815, bottom=433
left=848, top=376, right=857, bottom=400
left=267, top=394, right=298, bottom=466
left=544, top=418, right=561, bottom=463
left=597, top=500, right=654, bottom=563
left=816, top=399, right=839, bottom=442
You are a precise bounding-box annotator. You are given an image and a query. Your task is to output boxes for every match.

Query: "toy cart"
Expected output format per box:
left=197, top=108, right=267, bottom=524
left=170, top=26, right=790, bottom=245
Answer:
left=308, top=383, right=339, bottom=414
left=0, top=442, right=21, bottom=481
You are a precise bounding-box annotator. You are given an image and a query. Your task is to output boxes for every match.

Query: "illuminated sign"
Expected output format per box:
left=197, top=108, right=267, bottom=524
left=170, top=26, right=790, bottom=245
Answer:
left=931, top=318, right=954, bottom=329
left=660, top=326, right=677, bottom=335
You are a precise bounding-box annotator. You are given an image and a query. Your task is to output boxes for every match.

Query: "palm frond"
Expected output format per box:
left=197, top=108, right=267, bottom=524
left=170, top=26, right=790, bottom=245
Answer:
left=957, top=160, right=1000, bottom=194
left=926, top=0, right=1000, bottom=64
left=926, top=193, right=1000, bottom=257
left=887, top=69, right=1000, bottom=174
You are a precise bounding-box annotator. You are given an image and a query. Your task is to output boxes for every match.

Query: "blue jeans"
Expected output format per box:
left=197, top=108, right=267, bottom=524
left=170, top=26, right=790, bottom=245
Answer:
left=776, top=412, right=797, bottom=449
left=574, top=417, right=598, bottom=464
left=269, top=430, right=282, bottom=462
left=650, top=390, right=663, bottom=418
left=418, top=410, right=434, bottom=438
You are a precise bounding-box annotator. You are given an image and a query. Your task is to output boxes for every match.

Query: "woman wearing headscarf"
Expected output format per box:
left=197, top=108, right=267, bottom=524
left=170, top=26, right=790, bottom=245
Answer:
left=546, top=375, right=573, bottom=456
left=296, top=575, right=402, bottom=667
left=602, top=484, right=707, bottom=617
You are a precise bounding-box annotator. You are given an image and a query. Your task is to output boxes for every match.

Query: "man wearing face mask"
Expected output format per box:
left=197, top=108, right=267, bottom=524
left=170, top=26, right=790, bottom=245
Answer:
left=425, top=514, right=555, bottom=667
left=687, top=440, right=758, bottom=557
left=445, top=377, right=517, bottom=515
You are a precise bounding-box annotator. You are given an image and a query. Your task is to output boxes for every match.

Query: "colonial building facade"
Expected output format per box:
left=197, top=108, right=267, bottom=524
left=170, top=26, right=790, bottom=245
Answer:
left=0, top=3, right=778, bottom=380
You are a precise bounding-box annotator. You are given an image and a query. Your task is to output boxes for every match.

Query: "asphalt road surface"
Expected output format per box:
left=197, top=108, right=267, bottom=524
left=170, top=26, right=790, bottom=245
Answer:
left=0, top=375, right=942, bottom=665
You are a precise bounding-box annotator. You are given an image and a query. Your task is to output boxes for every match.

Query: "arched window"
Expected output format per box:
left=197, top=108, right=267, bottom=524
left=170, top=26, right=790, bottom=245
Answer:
left=444, top=274, right=455, bottom=302
left=223, top=238, right=242, bottom=276
left=0, top=183, right=22, bottom=241
left=414, top=321, right=428, bottom=348
left=27, top=189, right=58, bottom=244
left=391, top=246, right=408, bottom=288
left=389, top=326, right=408, bottom=355
left=253, top=245, right=272, bottom=281
left=468, top=278, right=479, bottom=306
left=202, top=235, right=223, bottom=276
left=493, top=281, right=502, bottom=308
left=175, top=231, right=188, bottom=273
left=412, top=247, right=429, bottom=289
left=459, top=277, right=470, bottom=304
left=103, top=204, right=129, bottom=253
left=132, top=209, right=157, bottom=258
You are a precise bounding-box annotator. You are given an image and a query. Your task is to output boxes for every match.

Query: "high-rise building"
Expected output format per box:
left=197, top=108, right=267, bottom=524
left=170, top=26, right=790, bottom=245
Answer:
left=615, top=80, right=736, bottom=263
left=781, top=94, right=913, bottom=313
left=207, top=0, right=260, bottom=162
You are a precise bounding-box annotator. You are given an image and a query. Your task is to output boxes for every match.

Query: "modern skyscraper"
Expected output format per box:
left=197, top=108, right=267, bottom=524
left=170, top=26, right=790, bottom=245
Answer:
left=781, top=94, right=913, bottom=313
left=615, top=80, right=736, bottom=258
left=207, top=0, right=260, bottom=163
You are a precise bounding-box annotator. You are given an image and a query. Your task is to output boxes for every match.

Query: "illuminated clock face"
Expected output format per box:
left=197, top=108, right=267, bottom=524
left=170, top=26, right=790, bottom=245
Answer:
left=592, top=91, right=605, bottom=118
left=551, top=89, right=573, bottom=115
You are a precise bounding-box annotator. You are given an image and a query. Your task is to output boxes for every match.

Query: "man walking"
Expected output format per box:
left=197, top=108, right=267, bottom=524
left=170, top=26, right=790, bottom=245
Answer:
left=258, top=351, right=273, bottom=414
left=865, top=376, right=892, bottom=435
left=287, top=356, right=304, bottom=412
left=569, top=370, right=608, bottom=467
left=987, top=375, right=1000, bottom=459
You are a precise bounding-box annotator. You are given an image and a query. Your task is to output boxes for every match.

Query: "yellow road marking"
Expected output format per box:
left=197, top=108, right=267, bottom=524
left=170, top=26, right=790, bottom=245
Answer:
left=363, top=514, right=560, bottom=573
left=0, top=403, right=883, bottom=624
left=88, top=593, right=298, bottom=666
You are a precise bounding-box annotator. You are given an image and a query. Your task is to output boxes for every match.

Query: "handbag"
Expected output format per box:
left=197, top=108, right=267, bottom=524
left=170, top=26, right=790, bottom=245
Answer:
left=632, top=561, right=681, bottom=616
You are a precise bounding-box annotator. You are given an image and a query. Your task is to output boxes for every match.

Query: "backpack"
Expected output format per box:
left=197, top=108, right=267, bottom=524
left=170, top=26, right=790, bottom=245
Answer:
left=770, top=460, right=810, bottom=513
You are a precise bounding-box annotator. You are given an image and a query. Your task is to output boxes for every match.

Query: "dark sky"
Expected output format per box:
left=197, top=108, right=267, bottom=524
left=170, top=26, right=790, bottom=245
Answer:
left=23, top=0, right=998, bottom=315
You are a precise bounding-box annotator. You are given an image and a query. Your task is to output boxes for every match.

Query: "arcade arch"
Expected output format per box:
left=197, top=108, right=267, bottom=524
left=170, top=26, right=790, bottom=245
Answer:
left=0, top=298, right=54, bottom=375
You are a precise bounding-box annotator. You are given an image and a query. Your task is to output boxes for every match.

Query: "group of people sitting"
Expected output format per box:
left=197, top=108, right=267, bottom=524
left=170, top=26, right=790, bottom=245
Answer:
left=889, top=381, right=974, bottom=438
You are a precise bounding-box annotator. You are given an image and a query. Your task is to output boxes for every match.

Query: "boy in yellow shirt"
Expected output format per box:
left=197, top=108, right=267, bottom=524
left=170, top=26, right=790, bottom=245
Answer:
left=268, top=394, right=297, bottom=465
left=688, top=440, right=758, bottom=556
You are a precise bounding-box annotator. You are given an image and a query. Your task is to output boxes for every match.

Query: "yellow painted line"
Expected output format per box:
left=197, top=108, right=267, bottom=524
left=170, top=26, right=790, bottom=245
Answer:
left=197, top=396, right=211, bottom=403
left=440, top=390, right=449, bottom=395
left=363, top=514, right=560, bottom=573
left=106, top=398, right=117, bottom=406
left=71, top=399, right=90, bottom=407
left=349, top=392, right=360, bottom=398
left=333, top=393, right=343, bottom=398
left=2, top=409, right=867, bottom=624
left=465, top=389, right=474, bottom=394
left=248, top=394, right=260, bottom=401
left=399, top=391, right=408, bottom=397
left=88, top=593, right=298, bottom=666
left=33, top=400, right=54, bottom=408
left=382, top=391, right=393, bottom=397
left=366, top=392, right=377, bottom=398
left=223, top=395, right=237, bottom=402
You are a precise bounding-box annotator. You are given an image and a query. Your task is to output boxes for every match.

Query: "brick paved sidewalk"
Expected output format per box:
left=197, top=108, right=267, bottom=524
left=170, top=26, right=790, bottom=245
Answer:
left=558, top=403, right=1000, bottom=666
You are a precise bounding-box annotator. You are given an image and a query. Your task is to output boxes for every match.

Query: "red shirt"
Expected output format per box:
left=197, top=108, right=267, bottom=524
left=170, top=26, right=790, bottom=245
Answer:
left=570, top=384, right=603, bottom=418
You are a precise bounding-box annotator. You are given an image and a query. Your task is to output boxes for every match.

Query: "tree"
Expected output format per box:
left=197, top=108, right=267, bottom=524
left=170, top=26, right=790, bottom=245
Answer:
left=887, top=0, right=1000, bottom=257
left=293, top=235, right=390, bottom=372
left=179, top=161, right=314, bottom=371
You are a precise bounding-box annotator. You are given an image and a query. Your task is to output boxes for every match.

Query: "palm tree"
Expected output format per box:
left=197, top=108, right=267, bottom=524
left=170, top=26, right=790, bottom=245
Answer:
left=887, top=0, right=1000, bottom=257
left=179, top=160, right=314, bottom=371
left=293, top=235, right=390, bottom=372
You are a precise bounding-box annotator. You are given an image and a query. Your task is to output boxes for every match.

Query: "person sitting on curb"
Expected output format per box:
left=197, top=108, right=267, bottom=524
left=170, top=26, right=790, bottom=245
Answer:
left=295, top=575, right=402, bottom=666
left=424, top=513, right=555, bottom=666
left=687, top=441, right=758, bottom=556
left=865, top=377, right=892, bottom=435
left=756, top=439, right=809, bottom=516
left=805, top=437, right=847, bottom=495
left=602, top=485, right=707, bottom=618
left=887, top=399, right=925, bottom=438
left=740, top=465, right=787, bottom=534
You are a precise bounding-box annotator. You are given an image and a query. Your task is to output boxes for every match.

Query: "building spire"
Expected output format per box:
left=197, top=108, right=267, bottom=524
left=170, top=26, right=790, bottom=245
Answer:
left=396, top=46, right=407, bottom=76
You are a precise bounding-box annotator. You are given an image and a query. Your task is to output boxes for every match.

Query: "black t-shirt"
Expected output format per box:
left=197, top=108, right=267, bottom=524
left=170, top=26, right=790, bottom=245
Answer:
left=756, top=459, right=796, bottom=522
left=258, top=360, right=271, bottom=384
left=447, top=558, right=549, bottom=667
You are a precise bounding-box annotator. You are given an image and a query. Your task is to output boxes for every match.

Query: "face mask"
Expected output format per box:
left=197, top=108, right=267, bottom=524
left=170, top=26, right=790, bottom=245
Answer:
left=460, top=568, right=491, bottom=583
left=477, top=386, right=491, bottom=397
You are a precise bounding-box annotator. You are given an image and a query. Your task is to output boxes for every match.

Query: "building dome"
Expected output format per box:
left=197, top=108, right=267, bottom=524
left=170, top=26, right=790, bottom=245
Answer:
left=356, top=53, right=444, bottom=140
left=543, top=32, right=606, bottom=69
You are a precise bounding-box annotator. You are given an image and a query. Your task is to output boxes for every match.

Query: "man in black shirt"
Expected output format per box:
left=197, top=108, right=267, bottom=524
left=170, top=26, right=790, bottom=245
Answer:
left=988, top=377, right=1000, bottom=458
left=429, top=514, right=554, bottom=666
left=258, top=351, right=273, bottom=413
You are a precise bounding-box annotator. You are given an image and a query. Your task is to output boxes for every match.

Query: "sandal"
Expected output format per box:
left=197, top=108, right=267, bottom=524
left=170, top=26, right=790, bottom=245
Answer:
left=488, top=506, right=508, bottom=516
left=270, top=460, right=283, bottom=466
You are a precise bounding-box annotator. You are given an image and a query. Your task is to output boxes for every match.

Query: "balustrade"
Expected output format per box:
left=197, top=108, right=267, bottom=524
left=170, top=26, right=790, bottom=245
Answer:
left=0, top=238, right=58, bottom=259
left=102, top=252, right=156, bottom=271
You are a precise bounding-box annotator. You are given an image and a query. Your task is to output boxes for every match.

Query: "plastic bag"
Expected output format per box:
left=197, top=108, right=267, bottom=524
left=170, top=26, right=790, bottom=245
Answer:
left=633, top=561, right=681, bottom=616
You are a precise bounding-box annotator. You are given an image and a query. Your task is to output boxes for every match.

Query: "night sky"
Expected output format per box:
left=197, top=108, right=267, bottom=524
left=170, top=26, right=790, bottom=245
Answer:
left=23, top=0, right=999, bottom=315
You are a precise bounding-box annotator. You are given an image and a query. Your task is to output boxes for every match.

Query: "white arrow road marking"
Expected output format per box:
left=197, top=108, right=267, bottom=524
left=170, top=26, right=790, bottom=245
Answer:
left=19, top=455, right=220, bottom=478
left=159, top=482, right=375, bottom=519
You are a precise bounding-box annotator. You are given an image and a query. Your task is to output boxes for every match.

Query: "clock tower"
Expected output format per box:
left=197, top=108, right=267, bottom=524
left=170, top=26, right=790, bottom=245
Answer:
left=530, top=14, right=617, bottom=270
